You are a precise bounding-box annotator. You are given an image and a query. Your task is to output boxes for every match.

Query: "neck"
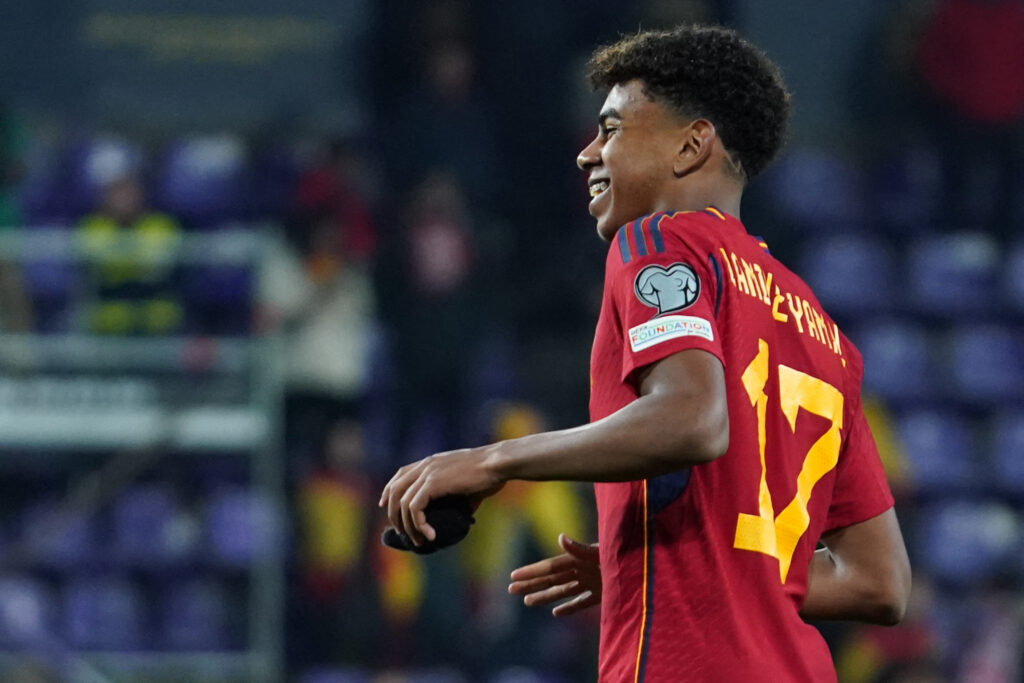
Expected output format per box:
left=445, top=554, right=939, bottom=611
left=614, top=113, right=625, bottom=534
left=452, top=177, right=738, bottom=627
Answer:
left=658, top=141, right=746, bottom=218
left=655, top=180, right=743, bottom=220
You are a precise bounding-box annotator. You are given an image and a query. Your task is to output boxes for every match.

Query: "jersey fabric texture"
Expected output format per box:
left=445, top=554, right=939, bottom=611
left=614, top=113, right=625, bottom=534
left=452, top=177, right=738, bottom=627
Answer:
left=589, top=208, right=894, bottom=683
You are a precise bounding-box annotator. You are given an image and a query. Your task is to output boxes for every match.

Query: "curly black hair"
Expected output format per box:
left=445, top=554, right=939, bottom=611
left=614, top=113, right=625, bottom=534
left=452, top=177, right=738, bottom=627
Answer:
left=588, top=25, right=790, bottom=180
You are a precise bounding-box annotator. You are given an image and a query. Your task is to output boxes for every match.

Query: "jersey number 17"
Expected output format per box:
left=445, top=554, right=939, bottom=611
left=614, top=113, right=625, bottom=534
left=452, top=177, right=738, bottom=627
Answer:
left=733, top=339, right=844, bottom=583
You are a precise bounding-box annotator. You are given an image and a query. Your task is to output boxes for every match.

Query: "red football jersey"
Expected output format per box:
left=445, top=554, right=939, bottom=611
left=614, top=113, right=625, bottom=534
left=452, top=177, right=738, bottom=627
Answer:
left=589, top=208, right=894, bottom=682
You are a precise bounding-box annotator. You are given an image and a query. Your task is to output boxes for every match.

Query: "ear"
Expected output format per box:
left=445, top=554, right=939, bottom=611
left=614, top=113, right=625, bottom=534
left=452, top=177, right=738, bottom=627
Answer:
left=673, top=119, right=716, bottom=177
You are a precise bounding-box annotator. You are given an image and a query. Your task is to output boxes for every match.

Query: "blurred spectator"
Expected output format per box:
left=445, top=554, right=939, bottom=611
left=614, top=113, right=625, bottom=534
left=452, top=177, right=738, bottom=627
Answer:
left=76, top=173, right=184, bottom=335
left=298, top=418, right=376, bottom=603
left=293, top=418, right=397, bottom=665
left=260, top=214, right=377, bottom=470
left=264, top=138, right=379, bottom=468
left=911, top=0, right=1024, bottom=235
left=378, top=172, right=483, bottom=464
left=293, top=417, right=429, bottom=670
left=295, top=138, right=378, bottom=266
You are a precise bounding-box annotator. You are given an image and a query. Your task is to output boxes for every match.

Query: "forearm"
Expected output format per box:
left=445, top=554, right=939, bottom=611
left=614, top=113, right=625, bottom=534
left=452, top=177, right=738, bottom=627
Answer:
left=486, top=387, right=727, bottom=483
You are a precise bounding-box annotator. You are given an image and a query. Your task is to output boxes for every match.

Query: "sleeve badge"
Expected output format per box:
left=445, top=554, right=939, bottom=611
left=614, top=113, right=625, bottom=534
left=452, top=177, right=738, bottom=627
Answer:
left=634, top=262, right=700, bottom=315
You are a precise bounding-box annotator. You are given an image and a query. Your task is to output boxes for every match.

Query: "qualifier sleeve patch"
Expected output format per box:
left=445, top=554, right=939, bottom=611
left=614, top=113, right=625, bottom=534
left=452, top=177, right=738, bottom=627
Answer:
left=634, top=262, right=700, bottom=314
left=628, top=315, right=714, bottom=352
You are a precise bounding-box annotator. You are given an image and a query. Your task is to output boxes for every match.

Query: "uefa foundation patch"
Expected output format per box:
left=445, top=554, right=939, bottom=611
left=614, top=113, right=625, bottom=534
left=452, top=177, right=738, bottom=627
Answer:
left=629, top=315, right=714, bottom=352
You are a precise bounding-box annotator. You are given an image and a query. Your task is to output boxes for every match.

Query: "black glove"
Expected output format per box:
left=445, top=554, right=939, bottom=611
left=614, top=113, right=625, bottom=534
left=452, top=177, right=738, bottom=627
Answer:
left=381, top=494, right=475, bottom=555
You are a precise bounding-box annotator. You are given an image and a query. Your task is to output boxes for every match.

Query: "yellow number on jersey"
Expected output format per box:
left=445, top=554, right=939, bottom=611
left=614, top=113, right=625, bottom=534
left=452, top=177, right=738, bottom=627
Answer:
left=733, top=339, right=844, bottom=582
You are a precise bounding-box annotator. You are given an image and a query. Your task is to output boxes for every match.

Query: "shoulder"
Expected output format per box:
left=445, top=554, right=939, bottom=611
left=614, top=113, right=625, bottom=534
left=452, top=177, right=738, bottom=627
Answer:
left=606, top=211, right=714, bottom=270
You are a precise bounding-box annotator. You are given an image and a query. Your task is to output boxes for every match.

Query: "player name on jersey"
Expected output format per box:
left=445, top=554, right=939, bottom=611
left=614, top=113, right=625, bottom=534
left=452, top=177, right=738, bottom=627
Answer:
left=718, top=247, right=843, bottom=358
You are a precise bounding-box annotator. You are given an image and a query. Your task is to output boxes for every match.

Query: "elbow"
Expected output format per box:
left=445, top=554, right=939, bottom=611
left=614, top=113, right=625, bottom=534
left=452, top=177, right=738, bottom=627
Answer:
left=667, top=407, right=729, bottom=466
left=870, top=597, right=907, bottom=627
left=690, top=422, right=729, bottom=464
left=866, top=562, right=912, bottom=626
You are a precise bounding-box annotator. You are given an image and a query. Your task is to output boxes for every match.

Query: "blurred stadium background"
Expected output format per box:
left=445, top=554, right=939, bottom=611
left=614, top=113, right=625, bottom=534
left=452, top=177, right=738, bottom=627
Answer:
left=0, top=0, right=1021, bottom=681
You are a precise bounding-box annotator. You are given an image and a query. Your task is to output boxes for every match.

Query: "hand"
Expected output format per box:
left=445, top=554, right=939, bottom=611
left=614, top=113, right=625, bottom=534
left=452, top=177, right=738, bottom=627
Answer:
left=508, top=534, right=601, bottom=617
left=379, top=446, right=505, bottom=548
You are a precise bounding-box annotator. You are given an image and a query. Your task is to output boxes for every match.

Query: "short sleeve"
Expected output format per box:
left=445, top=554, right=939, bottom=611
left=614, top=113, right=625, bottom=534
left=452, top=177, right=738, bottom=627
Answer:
left=608, top=214, right=725, bottom=383
left=824, top=394, right=895, bottom=533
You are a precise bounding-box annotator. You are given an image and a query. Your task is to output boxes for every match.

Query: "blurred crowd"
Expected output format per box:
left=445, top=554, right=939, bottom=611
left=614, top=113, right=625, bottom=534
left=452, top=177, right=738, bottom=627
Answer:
left=0, top=0, right=1022, bottom=682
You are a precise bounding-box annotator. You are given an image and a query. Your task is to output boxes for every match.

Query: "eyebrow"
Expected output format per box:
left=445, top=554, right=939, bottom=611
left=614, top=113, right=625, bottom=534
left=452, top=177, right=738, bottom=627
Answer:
left=599, top=108, right=622, bottom=125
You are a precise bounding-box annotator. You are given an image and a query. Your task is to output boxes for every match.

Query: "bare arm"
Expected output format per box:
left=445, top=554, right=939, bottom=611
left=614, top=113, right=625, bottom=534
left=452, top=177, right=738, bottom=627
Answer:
left=800, top=508, right=911, bottom=625
left=380, top=348, right=728, bottom=545
left=493, top=348, right=728, bottom=482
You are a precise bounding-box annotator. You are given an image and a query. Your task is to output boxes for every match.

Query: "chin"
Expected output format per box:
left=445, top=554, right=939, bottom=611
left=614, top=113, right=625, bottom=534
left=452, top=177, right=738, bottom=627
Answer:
left=592, top=214, right=617, bottom=242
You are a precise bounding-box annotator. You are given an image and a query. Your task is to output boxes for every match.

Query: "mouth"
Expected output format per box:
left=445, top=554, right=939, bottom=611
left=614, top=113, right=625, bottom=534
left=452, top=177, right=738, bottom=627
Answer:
left=588, top=178, right=610, bottom=200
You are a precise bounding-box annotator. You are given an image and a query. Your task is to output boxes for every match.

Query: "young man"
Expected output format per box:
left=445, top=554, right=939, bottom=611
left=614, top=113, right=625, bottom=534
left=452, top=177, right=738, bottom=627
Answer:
left=380, top=25, right=911, bottom=682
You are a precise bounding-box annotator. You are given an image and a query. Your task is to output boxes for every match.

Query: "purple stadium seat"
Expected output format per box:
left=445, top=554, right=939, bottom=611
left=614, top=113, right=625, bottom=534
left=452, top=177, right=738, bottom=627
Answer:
left=1002, top=240, right=1024, bottom=310
left=898, top=411, right=979, bottom=495
left=21, top=254, right=80, bottom=333
left=798, top=234, right=895, bottom=317
left=63, top=576, right=145, bottom=649
left=907, top=232, right=1000, bottom=315
left=0, top=576, right=55, bottom=646
left=917, top=501, right=1020, bottom=586
left=759, top=148, right=866, bottom=231
left=947, top=325, right=1024, bottom=403
left=991, top=412, right=1024, bottom=498
left=869, top=145, right=942, bottom=233
left=247, top=144, right=303, bottom=222
left=154, top=135, right=247, bottom=226
left=182, top=234, right=255, bottom=335
left=18, top=143, right=71, bottom=225
left=159, top=579, right=230, bottom=650
left=850, top=321, right=935, bottom=403
left=205, top=487, right=281, bottom=567
left=19, top=500, right=96, bottom=569
left=112, top=485, right=198, bottom=567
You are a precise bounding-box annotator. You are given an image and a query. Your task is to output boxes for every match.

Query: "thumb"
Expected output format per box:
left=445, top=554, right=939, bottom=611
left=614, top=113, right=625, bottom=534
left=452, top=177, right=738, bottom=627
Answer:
left=559, top=533, right=598, bottom=559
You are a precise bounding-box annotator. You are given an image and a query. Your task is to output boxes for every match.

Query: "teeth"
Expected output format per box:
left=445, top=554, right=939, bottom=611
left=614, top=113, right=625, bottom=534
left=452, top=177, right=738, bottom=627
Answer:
left=589, top=181, right=609, bottom=198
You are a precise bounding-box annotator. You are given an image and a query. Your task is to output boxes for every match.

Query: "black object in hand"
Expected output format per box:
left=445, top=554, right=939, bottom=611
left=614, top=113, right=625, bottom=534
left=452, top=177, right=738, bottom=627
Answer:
left=381, top=495, right=475, bottom=555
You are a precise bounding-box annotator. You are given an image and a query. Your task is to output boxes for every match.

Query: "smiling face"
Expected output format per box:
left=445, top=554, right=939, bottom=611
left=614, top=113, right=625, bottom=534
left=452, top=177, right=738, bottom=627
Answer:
left=578, top=80, right=689, bottom=241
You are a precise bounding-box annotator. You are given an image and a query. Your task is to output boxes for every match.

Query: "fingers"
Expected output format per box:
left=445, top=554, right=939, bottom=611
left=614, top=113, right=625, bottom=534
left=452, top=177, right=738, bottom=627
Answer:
left=551, top=590, right=599, bottom=618
left=383, top=463, right=431, bottom=547
left=509, top=553, right=575, bottom=583
left=508, top=568, right=577, bottom=597
left=407, top=479, right=436, bottom=542
left=508, top=535, right=602, bottom=617
left=399, top=477, right=426, bottom=546
left=519, top=579, right=583, bottom=608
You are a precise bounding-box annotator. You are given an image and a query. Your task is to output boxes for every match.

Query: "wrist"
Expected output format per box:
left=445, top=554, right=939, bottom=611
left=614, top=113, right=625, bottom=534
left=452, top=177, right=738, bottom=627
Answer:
left=482, top=437, right=524, bottom=483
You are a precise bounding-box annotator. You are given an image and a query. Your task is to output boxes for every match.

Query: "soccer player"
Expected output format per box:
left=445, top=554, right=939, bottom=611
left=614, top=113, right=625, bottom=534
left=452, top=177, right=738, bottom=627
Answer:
left=380, top=25, right=911, bottom=681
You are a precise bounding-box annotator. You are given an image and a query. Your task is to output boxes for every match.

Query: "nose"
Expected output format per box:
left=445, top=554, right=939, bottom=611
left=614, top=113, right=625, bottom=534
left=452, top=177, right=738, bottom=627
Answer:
left=577, top=135, right=601, bottom=171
